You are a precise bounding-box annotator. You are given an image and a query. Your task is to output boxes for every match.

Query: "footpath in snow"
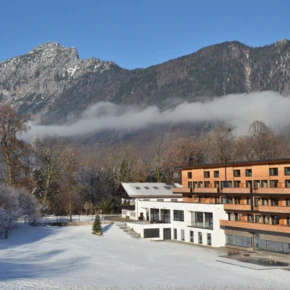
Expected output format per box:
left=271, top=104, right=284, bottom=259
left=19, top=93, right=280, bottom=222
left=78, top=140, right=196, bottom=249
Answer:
left=0, top=222, right=290, bottom=289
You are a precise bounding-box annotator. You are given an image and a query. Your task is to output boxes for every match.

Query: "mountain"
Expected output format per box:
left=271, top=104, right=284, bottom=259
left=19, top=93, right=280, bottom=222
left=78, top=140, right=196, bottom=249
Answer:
left=0, top=39, right=290, bottom=124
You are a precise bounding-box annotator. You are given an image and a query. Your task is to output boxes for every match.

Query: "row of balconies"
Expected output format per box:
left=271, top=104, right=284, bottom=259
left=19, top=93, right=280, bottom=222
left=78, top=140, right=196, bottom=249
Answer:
left=173, top=187, right=290, bottom=195
left=223, top=204, right=290, bottom=213
left=220, top=220, right=290, bottom=234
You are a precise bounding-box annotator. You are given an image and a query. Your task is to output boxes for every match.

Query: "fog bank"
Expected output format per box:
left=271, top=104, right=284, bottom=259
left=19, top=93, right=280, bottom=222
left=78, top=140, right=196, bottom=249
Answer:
left=24, top=91, right=290, bottom=139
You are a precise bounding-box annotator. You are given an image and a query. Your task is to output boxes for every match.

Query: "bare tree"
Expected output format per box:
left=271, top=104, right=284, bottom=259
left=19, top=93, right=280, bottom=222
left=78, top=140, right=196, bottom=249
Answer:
left=0, top=104, right=28, bottom=185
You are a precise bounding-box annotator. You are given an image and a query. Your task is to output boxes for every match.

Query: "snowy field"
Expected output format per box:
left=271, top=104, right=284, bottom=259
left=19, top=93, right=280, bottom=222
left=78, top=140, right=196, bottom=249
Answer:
left=1, top=223, right=290, bottom=290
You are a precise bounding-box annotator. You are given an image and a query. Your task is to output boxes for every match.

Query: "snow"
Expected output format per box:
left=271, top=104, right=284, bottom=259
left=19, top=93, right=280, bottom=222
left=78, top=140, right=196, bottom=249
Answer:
left=0, top=223, right=290, bottom=289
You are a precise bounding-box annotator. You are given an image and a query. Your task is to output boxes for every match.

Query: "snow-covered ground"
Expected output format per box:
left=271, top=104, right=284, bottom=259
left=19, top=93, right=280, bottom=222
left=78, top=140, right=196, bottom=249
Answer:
left=0, top=223, right=290, bottom=290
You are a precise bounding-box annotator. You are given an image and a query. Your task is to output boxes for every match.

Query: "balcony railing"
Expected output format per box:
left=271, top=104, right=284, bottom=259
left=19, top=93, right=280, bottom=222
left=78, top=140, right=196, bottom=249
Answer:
left=187, top=222, right=213, bottom=230
left=220, top=220, right=290, bottom=234
left=223, top=204, right=252, bottom=211
left=222, top=188, right=251, bottom=194
left=255, top=188, right=290, bottom=194
left=173, top=187, right=191, bottom=194
left=258, top=205, right=290, bottom=214
left=193, top=188, right=218, bottom=193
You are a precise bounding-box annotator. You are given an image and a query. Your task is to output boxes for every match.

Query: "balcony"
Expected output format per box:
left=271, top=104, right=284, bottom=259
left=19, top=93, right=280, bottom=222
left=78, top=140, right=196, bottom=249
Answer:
left=220, top=220, right=290, bottom=234
left=173, top=187, right=191, bottom=194
left=258, top=205, right=290, bottom=214
left=224, top=204, right=252, bottom=211
left=187, top=222, right=213, bottom=230
left=222, top=188, right=251, bottom=194
left=193, top=188, right=218, bottom=193
left=255, top=188, right=290, bottom=195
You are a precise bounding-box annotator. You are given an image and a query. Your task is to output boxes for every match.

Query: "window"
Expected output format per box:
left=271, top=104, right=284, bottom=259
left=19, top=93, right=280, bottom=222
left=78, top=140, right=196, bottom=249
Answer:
left=198, top=232, right=203, bottom=244
left=270, top=180, right=278, bottom=188
left=164, top=186, right=171, bottom=190
left=214, top=171, right=219, bottom=178
left=188, top=172, right=192, bottom=179
left=269, top=168, right=278, bottom=176
left=272, top=216, right=280, bottom=225
left=246, top=180, right=252, bottom=188
left=190, top=230, right=194, bottom=242
left=173, top=229, right=177, bottom=239
left=173, top=210, right=184, bottom=221
left=263, top=216, right=270, bottom=224
left=171, top=198, right=178, bottom=202
left=188, top=182, right=193, bottom=188
left=286, top=199, right=290, bottom=206
left=226, top=235, right=252, bottom=248
left=285, top=167, right=290, bottom=175
left=255, top=215, right=261, bottom=223
left=262, top=198, right=268, bottom=206
left=247, top=197, right=252, bottom=205
left=234, top=181, right=240, bottom=188
left=180, top=229, right=185, bottom=241
left=254, top=198, right=259, bottom=207
left=261, top=180, right=268, bottom=188
left=233, top=170, right=240, bottom=177
left=193, top=182, right=197, bottom=188
left=221, top=181, right=232, bottom=188
left=144, top=186, right=149, bottom=190
left=254, top=180, right=260, bottom=190
left=287, top=217, right=290, bottom=226
left=197, top=196, right=202, bottom=203
left=157, top=199, right=164, bottom=202
left=285, top=180, right=290, bottom=188
left=214, top=181, right=219, bottom=188
left=135, top=186, right=141, bottom=190
left=207, top=233, right=212, bottom=246
left=153, top=186, right=159, bottom=190
left=204, top=181, right=210, bottom=188
left=271, top=199, right=279, bottom=206
left=235, top=197, right=241, bottom=204
left=245, top=169, right=252, bottom=177
left=197, top=181, right=203, bottom=188
left=247, top=214, right=253, bottom=222
left=204, top=171, right=210, bottom=178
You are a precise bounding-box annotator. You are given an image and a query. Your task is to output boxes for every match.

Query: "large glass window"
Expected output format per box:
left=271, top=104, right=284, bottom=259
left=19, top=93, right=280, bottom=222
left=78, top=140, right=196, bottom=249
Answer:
left=226, top=235, right=252, bottom=247
left=254, top=180, right=260, bottom=190
left=245, top=169, right=252, bottom=177
left=173, top=210, right=184, bottom=221
left=269, top=168, right=278, bottom=176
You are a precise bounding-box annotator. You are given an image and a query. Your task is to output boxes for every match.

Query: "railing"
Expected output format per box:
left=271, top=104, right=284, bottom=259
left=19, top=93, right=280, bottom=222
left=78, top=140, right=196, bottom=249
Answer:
left=222, top=188, right=251, bottom=194
left=122, top=209, right=136, bottom=218
left=258, top=205, right=290, bottom=214
left=173, top=187, right=192, bottom=193
left=193, top=188, right=218, bottom=193
left=224, top=204, right=252, bottom=211
left=187, top=222, right=213, bottom=230
left=220, top=220, right=290, bottom=234
left=255, top=188, right=290, bottom=194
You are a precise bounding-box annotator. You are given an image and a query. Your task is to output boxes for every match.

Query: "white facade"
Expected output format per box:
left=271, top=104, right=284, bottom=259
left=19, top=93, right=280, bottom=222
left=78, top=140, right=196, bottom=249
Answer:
left=127, top=200, right=228, bottom=247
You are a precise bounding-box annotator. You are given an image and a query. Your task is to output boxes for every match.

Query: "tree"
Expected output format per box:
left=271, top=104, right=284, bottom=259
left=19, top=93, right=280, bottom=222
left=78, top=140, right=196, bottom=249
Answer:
left=92, top=213, right=102, bottom=235
left=248, top=120, right=277, bottom=160
left=61, top=145, right=79, bottom=222
left=0, top=104, right=28, bottom=185
left=202, top=124, right=234, bottom=163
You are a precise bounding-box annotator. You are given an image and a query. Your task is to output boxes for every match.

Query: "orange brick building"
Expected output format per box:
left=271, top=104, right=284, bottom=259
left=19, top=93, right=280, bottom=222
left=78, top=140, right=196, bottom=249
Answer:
left=173, top=159, right=290, bottom=254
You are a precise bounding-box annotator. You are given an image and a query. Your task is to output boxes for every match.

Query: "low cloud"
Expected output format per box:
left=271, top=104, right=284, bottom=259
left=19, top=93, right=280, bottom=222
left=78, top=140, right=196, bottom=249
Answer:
left=24, top=91, right=290, bottom=139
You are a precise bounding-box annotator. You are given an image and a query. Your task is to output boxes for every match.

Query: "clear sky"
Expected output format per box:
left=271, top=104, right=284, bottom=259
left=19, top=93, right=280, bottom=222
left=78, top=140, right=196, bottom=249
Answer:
left=1, top=0, right=289, bottom=69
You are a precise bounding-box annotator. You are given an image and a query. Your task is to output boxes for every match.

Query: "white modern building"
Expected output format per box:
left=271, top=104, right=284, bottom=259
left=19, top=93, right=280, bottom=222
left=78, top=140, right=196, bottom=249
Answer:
left=121, top=183, right=227, bottom=247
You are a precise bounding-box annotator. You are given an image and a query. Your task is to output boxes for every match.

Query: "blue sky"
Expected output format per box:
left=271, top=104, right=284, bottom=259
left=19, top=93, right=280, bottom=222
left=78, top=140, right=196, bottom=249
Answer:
left=1, top=0, right=289, bottom=69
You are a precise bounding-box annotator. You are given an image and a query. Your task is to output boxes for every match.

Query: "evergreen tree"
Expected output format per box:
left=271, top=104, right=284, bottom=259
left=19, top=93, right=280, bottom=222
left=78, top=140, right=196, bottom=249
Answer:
left=92, top=214, right=102, bottom=234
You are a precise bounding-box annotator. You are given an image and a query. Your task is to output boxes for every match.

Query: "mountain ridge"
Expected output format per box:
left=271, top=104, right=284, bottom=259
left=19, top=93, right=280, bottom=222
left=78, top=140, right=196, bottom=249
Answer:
left=0, top=39, right=290, bottom=124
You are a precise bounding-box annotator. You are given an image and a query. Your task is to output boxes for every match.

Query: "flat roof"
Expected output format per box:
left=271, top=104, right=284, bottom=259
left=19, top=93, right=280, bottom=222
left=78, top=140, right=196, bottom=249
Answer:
left=121, top=183, right=182, bottom=198
left=178, top=158, right=290, bottom=170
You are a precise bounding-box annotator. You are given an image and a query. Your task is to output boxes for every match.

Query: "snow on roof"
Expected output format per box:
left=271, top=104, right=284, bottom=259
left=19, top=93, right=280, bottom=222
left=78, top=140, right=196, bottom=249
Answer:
left=121, top=183, right=182, bottom=198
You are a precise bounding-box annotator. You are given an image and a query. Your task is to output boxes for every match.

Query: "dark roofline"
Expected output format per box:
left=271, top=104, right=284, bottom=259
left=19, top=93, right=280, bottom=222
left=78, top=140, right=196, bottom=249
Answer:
left=177, top=158, right=290, bottom=170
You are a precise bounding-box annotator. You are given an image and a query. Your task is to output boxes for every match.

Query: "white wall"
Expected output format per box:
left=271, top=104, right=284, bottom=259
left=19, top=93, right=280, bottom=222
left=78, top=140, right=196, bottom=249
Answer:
left=127, top=201, right=227, bottom=247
